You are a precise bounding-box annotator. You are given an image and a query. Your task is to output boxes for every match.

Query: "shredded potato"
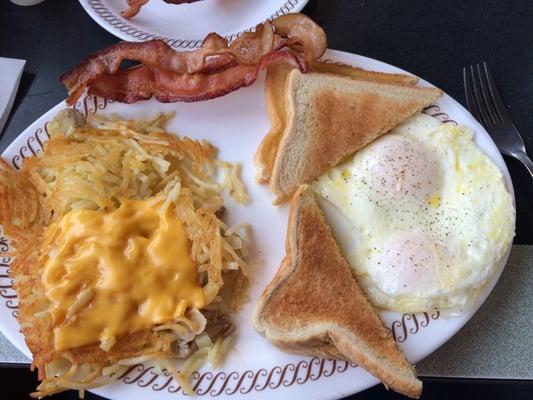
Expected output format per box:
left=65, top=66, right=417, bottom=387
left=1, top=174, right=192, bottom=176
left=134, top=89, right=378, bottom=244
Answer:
left=5, top=109, right=250, bottom=397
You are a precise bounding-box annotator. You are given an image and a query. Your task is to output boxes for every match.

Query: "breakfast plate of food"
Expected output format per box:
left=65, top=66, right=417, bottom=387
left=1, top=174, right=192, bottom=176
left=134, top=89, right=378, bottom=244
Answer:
left=79, top=0, right=309, bottom=49
left=0, top=13, right=515, bottom=400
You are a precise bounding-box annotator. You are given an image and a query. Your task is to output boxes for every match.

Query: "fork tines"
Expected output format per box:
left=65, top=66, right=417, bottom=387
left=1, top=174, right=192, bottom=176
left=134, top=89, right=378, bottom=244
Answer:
left=463, top=62, right=511, bottom=128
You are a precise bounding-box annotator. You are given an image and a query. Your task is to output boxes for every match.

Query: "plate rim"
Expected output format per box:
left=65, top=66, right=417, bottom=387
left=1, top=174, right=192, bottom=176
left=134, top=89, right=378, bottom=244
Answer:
left=78, top=0, right=310, bottom=49
left=0, top=48, right=516, bottom=400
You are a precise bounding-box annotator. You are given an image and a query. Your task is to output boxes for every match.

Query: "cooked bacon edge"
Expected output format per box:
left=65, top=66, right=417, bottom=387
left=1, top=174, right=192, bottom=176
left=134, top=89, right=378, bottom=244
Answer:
left=89, top=51, right=306, bottom=103
left=122, top=0, right=202, bottom=19
left=121, top=0, right=149, bottom=18
left=61, top=13, right=327, bottom=105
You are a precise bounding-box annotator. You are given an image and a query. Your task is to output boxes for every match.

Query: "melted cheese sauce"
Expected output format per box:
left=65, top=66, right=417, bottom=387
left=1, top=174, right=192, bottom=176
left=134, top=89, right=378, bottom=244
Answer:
left=41, top=198, right=205, bottom=351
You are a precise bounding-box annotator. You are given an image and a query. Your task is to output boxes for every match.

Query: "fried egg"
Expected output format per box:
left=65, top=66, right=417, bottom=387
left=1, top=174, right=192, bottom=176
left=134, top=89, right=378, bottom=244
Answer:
left=314, top=113, right=515, bottom=314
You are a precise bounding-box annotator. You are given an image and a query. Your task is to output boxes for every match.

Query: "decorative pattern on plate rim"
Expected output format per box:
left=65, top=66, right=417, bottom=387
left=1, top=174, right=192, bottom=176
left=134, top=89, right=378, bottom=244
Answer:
left=0, top=92, right=443, bottom=395
left=0, top=236, right=17, bottom=318
left=11, top=96, right=110, bottom=170
left=422, top=105, right=457, bottom=125
left=387, top=311, right=440, bottom=343
left=86, top=0, right=302, bottom=49
left=114, top=311, right=439, bottom=396
left=115, top=358, right=359, bottom=395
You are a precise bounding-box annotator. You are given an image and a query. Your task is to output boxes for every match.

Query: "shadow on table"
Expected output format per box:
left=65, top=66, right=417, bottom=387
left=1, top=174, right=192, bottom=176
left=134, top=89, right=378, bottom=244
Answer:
left=348, top=377, right=533, bottom=399
left=1, top=366, right=532, bottom=400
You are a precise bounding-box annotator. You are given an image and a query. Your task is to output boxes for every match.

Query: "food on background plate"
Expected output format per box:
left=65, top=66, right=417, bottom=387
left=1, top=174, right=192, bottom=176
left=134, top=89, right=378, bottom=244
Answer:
left=314, top=113, right=515, bottom=314
left=254, top=61, right=420, bottom=185
left=253, top=185, right=422, bottom=399
left=60, top=13, right=327, bottom=106
left=122, top=0, right=203, bottom=19
left=0, top=110, right=249, bottom=397
left=259, top=69, right=442, bottom=204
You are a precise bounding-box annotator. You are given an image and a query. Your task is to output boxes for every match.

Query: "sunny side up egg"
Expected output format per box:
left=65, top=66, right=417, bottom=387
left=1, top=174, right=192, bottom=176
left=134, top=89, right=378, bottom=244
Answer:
left=314, top=113, right=515, bottom=314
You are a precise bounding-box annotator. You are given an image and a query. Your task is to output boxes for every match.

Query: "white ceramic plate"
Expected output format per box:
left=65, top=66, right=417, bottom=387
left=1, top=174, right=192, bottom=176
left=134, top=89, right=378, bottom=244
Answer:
left=79, top=0, right=309, bottom=49
left=0, top=49, right=514, bottom=400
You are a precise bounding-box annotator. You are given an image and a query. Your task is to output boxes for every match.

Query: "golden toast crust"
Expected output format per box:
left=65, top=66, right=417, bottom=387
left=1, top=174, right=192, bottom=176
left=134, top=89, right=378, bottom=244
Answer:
left=254, top=61, right=421, bottom=186
left=268, top=70, right=441, bottom=203
left=254, top=64, right=293, bottom=184
left=254, top=186, right=422, bottom=398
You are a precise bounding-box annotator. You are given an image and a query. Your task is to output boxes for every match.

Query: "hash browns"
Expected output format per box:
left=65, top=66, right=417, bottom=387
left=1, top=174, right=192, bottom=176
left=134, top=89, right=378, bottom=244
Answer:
left=0, top=110, right=249, bottom=397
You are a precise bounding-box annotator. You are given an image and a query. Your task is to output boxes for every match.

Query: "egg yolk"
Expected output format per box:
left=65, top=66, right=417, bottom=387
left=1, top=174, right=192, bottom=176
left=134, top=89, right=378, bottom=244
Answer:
left=371, top=232, right=437, bottom=296
left=361, top=134, right=440, bottom=204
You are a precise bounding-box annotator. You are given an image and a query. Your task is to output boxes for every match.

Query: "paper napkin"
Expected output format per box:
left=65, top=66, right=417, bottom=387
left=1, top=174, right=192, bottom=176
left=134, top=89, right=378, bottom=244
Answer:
left=0, top=57, right=26, bottom=133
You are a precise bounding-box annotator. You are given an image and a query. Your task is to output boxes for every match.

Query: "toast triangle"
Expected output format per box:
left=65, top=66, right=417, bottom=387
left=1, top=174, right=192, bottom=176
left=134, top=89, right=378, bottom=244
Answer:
left=269, top=70, right=442, bottom=203
left=254, top=62, right=419, bottom=184
left=253, top=185, right=422, bottom=398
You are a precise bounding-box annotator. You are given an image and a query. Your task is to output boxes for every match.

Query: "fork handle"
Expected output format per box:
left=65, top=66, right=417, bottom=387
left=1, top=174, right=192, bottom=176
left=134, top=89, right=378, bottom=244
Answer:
left=514, top=151, right=533, bottom=179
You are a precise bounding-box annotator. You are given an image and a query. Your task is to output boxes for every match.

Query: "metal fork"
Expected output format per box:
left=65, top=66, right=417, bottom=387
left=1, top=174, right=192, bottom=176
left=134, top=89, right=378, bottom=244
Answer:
left=463, top=62, right=532, bottom=178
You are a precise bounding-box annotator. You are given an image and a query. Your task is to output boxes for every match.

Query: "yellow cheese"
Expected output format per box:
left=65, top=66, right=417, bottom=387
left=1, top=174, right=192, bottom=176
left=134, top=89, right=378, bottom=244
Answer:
left=427, top=194, right=441, bottom=208
left=41, top=198, right=205, bottom=351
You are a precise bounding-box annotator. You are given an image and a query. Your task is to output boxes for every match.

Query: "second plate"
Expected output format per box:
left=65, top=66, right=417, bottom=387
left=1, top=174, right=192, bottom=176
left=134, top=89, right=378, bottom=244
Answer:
left=79, top=0, right=309, bottom=49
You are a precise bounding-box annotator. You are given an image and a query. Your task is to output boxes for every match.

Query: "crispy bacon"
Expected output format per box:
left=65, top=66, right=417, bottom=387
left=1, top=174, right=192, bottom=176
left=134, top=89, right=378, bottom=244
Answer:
left=61, top=14, right=327, bottom=105
left=271, top=14, right=327, bottom=62
left=122, top=0, right=202, bottom=18
left=89, top=51, right=306, bottom=103
left=121, top=0, right=149, bottom=18
left=61, top=25, right=284, bottom=104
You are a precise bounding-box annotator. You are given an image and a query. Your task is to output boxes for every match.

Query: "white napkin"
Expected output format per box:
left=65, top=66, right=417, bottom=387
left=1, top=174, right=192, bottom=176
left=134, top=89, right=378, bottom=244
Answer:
left=0, top=57, right=26, bottom=133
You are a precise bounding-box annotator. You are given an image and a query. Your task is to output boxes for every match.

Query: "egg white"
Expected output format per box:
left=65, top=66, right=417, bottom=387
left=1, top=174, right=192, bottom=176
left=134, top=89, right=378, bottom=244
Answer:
left=314, top=113, right=515, bottom=314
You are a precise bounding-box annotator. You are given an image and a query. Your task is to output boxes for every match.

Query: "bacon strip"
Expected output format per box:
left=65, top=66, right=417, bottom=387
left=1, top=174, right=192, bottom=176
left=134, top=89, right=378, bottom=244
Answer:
left=61, top=24, right=284, bottom=105
left=122, top=0, right=201, bottom=18
left=61, top=14, right=327, bottom=105
left=121, top=0, right=149, bottom=18
left=88, top=51, right=306, bottom=103
left=271, top=14, right=327, bottom=62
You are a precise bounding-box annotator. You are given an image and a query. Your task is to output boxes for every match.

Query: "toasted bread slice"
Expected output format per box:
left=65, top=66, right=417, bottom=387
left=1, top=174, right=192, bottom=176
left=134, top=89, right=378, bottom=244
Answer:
left=308, top=60, right=419, bottom=85
left=253, top=185, right=422, bottom=398
left=254, top=64, right=294, bottom=184
left=254, top=61, right=419, bottom=184
left=267, top=70, right=441, bottom=203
